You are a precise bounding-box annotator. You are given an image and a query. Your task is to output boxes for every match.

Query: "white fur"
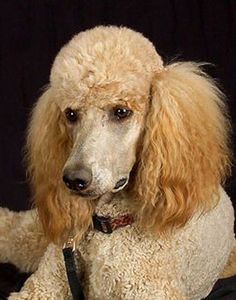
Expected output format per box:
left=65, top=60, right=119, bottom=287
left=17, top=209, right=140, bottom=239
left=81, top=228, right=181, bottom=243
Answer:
left=1, top=187, right=235, bottom=299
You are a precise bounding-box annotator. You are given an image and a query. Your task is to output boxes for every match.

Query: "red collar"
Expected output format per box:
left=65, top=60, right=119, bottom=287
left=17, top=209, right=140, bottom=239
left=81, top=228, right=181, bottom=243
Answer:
left=92, top=214, right=134, bottom=234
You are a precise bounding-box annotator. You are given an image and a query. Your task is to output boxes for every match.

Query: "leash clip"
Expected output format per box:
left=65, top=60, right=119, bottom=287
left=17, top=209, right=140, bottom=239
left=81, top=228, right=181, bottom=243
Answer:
left=63, top=237, right=76, bottom=252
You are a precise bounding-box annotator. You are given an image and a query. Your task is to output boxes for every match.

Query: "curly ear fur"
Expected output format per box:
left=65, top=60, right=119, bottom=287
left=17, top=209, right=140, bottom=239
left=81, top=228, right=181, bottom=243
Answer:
left=26, top=89, right=94, bottom=244
left=132, top=62, right=231, bottom=234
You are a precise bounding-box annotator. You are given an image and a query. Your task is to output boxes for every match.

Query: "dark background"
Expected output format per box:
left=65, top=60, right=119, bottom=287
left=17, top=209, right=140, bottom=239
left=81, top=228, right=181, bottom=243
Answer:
left=0, top=0, right=236, bottom=212
left=0, top=1, right=236, bottom=297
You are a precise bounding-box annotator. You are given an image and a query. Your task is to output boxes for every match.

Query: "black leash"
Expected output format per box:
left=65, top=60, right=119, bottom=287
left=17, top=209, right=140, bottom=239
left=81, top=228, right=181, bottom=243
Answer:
left=63, top=215, right=132, bottom=299
left=63, top=239, right=84, bottom=300
left=62, top=216, right=111, bottom=300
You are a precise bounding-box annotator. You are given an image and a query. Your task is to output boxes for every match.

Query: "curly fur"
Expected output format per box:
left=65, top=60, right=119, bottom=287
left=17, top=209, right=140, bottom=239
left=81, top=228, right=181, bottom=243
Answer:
left=25, top=26, right=231, bottom=243
left=26, top=88, right=95, bottom=243
left=1, top=26, right=235, bottom=299
left=132, top=62, right=231, bottom=234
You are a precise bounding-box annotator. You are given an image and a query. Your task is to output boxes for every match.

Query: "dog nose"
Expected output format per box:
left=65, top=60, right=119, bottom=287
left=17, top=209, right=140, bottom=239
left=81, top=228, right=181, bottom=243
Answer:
left=63, top=167, right=92, bottom=191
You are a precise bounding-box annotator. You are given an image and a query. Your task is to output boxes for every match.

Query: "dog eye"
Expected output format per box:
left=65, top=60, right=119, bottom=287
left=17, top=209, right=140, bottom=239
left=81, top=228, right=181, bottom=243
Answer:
left=65, top=108, right=78, bottom=123
left=113, top=108, right=133, bottom=120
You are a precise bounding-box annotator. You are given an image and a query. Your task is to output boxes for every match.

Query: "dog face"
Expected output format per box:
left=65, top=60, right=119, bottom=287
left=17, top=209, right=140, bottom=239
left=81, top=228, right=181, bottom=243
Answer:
left=48, top=26, right=161, bottom=199
left=61, top=92, right=147, bottom=199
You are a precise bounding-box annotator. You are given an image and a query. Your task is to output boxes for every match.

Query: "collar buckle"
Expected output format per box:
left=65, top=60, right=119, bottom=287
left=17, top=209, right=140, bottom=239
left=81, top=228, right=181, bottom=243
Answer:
left=92, top=215, right=113, bottom=234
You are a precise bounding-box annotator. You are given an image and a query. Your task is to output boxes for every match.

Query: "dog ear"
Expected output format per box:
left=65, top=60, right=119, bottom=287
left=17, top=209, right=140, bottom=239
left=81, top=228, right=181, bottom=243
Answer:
left=26, top=89, right=95, bottom=244
left=133, top=62, right=231, bottom=234
left=26, top=88, right=73, bottom=243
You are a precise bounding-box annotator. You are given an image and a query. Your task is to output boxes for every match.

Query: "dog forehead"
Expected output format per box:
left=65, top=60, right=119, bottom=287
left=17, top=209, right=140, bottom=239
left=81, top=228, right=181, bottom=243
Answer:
left=57, top=82, right=149, bottom=113
left=50, top=26, right=163, bottom=91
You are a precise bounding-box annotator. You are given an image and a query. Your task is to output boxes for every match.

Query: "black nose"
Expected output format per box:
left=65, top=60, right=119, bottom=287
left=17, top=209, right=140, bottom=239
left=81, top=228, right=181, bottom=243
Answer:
left=63, top=167, right=92, bottom=192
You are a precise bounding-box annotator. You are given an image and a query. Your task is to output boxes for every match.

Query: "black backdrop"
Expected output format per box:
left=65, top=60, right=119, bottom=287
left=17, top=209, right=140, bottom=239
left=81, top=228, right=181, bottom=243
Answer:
left=0, top=1, right=236, bottom=212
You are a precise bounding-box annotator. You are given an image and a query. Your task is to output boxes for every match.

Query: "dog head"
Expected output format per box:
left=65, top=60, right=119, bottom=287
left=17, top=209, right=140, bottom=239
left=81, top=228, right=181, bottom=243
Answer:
left=50, top=26, right=163, bottom=199
left=26, top=26, right=231, bottom=243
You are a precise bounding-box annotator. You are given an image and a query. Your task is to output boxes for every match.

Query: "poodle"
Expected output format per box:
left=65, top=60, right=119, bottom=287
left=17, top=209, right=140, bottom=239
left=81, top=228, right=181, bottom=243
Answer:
left=0, top=26, right=235, bottom=300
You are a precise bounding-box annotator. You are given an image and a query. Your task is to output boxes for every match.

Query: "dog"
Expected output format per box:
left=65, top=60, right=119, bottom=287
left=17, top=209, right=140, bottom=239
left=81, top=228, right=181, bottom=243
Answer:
left=0, top=26, right=235, bottom=300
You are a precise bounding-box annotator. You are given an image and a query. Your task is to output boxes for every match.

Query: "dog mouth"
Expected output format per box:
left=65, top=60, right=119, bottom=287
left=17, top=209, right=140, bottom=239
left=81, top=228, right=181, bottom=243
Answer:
left=113, top=177, right=128, bottom=191
left=69, top=177, right=128, bottom=199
